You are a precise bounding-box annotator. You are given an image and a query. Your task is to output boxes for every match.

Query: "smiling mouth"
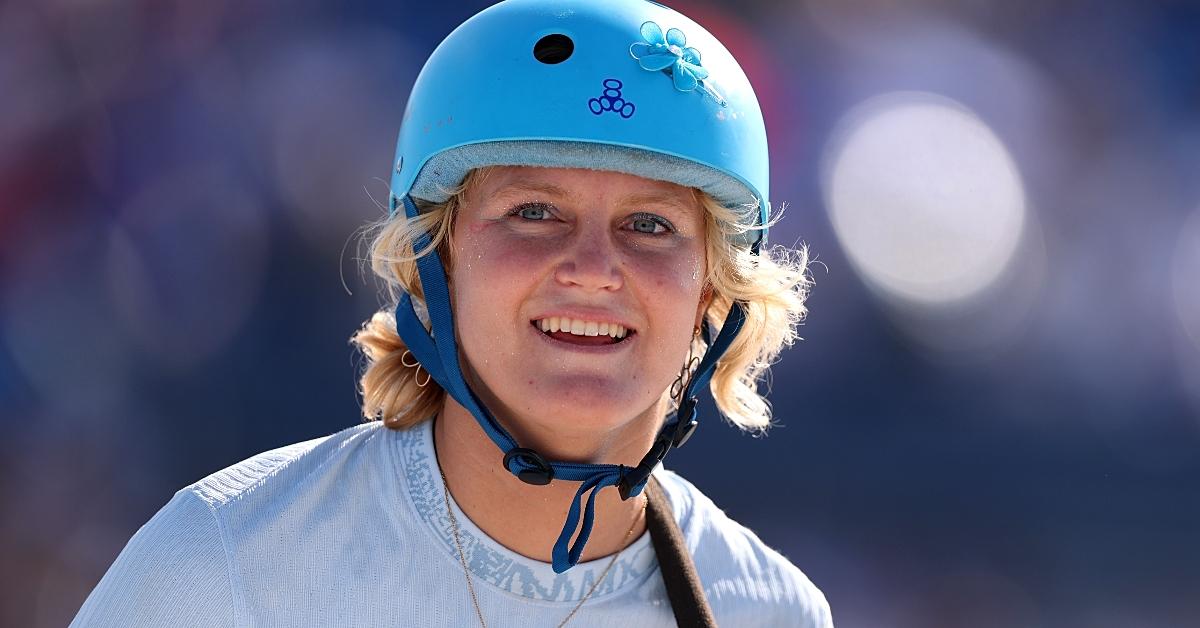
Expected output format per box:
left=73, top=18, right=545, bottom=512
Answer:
left=531, top=317, right=635, bottom=346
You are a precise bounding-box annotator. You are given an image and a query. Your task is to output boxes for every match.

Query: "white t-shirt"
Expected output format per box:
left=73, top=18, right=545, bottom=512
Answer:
left=72, top=419, right=833, bottom=627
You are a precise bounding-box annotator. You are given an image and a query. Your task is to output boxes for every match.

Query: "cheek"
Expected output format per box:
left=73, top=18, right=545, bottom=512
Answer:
left=633, top=244, right=706, bottom=304
left=450, top=227, right=548, bottom=326
left=628, top=245, right=707, bottom=367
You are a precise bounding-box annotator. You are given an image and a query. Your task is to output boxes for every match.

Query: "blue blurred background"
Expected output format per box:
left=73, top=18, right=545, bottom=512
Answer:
left=3, top=1, right=1199, bottom=626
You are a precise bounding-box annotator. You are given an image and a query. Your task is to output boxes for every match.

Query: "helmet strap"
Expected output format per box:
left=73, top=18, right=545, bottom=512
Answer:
left=390, top=192, right=749, bottom=572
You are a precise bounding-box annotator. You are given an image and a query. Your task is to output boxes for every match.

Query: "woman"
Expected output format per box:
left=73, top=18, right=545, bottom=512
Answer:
left=72, top=0, right=831, bottom=626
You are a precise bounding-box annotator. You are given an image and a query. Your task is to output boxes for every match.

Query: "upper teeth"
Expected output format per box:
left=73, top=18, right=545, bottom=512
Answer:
left=537, top=317, right=628, bottom=339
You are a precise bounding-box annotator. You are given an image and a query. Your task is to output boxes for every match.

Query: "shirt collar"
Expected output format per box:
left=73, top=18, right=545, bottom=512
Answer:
left=391, top=418, right=658, bottom=603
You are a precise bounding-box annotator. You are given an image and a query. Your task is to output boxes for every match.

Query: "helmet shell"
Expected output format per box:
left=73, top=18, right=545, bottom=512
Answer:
left=388, top=0, right=770, bottom=246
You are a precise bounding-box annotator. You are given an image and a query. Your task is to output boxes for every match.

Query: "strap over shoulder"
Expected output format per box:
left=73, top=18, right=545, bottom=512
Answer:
left=644, top=477, right=717, bottom=628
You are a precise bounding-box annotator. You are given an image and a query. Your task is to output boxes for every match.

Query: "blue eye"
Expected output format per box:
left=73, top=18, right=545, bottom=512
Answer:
left=513, top=203, right=551, bottom=220
left=631, top=218, right=659, bottom=233
left=628, top=213, right=673, bottom=234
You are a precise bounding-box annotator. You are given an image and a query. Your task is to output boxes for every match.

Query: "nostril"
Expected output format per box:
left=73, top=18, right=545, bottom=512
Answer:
left=533, top=34, right=574, bottom=64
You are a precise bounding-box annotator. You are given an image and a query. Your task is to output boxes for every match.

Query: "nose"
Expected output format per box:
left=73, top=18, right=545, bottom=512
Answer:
left=553, top=228, right=624, bottom=292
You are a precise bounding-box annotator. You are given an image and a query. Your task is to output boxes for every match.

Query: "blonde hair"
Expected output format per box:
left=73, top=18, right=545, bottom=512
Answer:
left=350, top=168, right=812, bottom=433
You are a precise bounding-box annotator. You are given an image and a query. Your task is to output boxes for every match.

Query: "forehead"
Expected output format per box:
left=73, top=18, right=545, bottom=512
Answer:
left=470, top=166, right=699, bottom=210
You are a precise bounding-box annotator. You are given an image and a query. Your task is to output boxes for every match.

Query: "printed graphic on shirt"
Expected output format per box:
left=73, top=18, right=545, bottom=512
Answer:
left=397, top=424, right=658, bottom=603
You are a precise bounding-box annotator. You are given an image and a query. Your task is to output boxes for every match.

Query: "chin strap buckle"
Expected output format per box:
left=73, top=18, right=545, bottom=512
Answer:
left=672, top=397, right=699, bottom=447
left=617, top=400, right=700, bottom=500
left=503, top=447, right=555, bottom=485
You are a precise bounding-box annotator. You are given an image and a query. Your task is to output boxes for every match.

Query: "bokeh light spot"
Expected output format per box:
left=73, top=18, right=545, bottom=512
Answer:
left=822, top=92, right=1027, bottom=305
left=1, top=214, right=134, bottom=415
left=1172, top=208, right=1200, bottom=351
left=105, top=165, right=269, bottom=372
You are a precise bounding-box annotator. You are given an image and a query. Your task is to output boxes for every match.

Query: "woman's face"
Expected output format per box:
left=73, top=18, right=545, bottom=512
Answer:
left=450, top=166, right=709, bottom=457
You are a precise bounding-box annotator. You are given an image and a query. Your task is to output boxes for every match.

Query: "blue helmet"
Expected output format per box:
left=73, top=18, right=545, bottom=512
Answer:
left=388, top=0, right=768, bottom=573
left=389, top=0, right=770, bottom=247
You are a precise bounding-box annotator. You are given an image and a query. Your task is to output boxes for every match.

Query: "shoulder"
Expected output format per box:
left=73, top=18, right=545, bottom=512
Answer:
left=179, top=420, right=401, bottom=560
left=71, top=486, right=235, bottom=626
left=73, top=421, right=397, bottom=626
left=188, top=421, right=387, bottom=512
left=653, top=468, right=834, bottom=628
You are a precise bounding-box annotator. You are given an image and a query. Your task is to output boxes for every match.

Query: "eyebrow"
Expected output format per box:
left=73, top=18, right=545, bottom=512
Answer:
left=492, top=179, right=695, bottom=213
left=621, top=191, right=695, bottom=213
left=491, top=179, right=570, bottom=199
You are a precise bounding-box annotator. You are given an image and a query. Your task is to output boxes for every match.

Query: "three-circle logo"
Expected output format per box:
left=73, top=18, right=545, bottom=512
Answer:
left=588, top=79, right=635, bottom=119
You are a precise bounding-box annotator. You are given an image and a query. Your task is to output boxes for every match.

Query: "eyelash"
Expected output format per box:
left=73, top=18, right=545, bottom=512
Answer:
left=507, top=203, right=676, bottom=235
left=508, top=202, right=554, bottom=221
left=627, top=212, right=675, bottom=235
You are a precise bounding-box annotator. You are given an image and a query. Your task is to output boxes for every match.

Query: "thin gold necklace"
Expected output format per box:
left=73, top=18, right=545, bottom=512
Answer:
left=439, top=468, right=646, bottom=628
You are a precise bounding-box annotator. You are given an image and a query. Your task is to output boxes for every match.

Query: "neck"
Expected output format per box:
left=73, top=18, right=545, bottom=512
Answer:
left=433, top=396, right=657, bottom=564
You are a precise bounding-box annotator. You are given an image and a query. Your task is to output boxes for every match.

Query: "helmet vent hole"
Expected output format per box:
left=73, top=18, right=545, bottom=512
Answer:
left=533, top=34, right=574, bottom=64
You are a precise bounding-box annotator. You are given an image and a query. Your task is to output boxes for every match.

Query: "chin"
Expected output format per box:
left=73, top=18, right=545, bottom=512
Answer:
left=459, top=353, right=671, bottom=452
left=502, top=377, right=664, bottom=453
left=536, top=382, right=646, bottom=422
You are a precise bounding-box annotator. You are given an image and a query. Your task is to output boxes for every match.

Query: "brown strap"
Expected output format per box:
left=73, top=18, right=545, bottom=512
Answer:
left=644, top=477, right=718, bottom=628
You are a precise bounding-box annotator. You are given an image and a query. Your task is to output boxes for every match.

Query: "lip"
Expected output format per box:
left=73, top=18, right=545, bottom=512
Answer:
left=527, top=320, right=636, bottom=355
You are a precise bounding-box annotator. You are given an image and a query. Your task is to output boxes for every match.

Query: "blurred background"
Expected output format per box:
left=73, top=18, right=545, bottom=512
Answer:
left=2, top=0, right=1198, bottom=626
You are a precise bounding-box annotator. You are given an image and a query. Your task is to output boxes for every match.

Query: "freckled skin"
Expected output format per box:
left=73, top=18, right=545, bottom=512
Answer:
left=450, top=166, right=709, bottom=460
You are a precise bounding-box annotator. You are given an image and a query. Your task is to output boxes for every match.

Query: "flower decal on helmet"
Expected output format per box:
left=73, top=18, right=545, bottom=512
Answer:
left=629, top=21, right=726, bottom=106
